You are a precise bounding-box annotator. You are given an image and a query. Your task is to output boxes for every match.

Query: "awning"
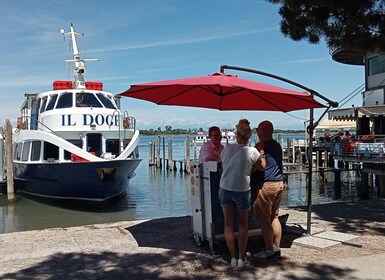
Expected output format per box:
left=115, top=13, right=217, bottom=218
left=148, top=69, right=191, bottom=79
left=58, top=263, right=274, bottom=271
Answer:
left=316, top=118, right=356, bottom=130
left=328, top=105, right=385, bottom=121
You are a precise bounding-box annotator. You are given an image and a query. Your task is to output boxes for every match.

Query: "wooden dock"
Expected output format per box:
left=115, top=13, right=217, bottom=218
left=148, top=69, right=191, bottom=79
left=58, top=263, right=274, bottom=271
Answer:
left=148, top=135, right=191, bottom=173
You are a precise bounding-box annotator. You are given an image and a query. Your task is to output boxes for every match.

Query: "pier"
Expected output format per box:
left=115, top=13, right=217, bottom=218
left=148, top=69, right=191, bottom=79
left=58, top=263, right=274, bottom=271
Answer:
left=148, top=135, right=191, bottom=173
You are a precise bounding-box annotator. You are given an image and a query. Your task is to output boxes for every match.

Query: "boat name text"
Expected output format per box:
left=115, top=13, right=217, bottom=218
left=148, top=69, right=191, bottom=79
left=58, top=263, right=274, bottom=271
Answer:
left=61, top=114, right=120, bottom=126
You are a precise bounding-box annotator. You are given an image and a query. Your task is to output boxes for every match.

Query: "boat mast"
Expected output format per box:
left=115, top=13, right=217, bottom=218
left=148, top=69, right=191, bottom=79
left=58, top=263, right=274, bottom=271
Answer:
left=60, top=23, right=98, bottom=89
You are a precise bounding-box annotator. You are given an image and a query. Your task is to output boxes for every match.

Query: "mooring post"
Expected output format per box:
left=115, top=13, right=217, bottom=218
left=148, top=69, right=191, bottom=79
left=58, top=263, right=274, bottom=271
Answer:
left=185, top=135, right=190, bottom=173
left=333, top=169, right=341, bottom=199
left=168, top=136, right=173, bottom=170
left=5, top=119, right=14, bottom=203
left=148, top=141, right=154, bottom=165
left=360, top=171, right=369, bottom=199
left=156, top=135, right=161, bottom=168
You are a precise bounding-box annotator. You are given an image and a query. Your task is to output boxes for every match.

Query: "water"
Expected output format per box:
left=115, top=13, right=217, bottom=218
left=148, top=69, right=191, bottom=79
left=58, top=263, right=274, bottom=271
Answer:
left=0, top=134, right=358, bottom=234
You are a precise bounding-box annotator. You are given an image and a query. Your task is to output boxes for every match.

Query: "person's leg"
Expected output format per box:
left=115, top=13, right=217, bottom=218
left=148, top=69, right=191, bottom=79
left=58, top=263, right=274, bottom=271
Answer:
left=222, top=206, right=236, bottom=259
left=253, top=183, right=274, bottom=251
left=260, top=216, right=274, bottom=251
left=272, top=217, right=282, bottom=248
left=271, top=181, right=284, bottom=248
left=237, top=210, right=249, bottom=261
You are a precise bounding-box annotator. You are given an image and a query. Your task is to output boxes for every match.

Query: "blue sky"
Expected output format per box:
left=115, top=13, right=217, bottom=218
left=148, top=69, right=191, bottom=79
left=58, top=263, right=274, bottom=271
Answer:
left=1, top=0, right=364, bottom=130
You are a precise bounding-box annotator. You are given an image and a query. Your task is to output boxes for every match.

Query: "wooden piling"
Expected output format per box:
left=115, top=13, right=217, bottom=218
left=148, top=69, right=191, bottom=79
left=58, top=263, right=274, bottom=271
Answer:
left=184, top=135, right=190, bottom=173
left=360, top=172, right=369, bottom=199
left=156, top=135, right=161, bottom=168
left=168, top=136, right=173, bottom=170
left=149, top=141, right=154, bottom=165
left=333, top=169, right=341, bottom=199
left=379, top=175, right=385, bottom=198
left=5, top=119, right=14, bottom=203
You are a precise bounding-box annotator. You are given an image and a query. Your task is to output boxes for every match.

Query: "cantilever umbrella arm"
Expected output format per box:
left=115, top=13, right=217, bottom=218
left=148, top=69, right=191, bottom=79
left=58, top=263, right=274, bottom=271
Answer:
left=220, top=65, right=338, bottom=235
left=220, top=65, right=339, bottom=108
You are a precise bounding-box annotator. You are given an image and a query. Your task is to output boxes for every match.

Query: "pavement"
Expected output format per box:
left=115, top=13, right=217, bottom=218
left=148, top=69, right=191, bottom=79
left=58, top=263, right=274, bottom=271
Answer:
left=0, top=199, right=385, bottom=279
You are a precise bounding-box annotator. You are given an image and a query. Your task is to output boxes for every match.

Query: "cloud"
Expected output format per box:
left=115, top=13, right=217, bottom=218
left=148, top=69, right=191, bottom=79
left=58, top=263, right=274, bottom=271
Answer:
left=89, top=27, right=278, bottom=53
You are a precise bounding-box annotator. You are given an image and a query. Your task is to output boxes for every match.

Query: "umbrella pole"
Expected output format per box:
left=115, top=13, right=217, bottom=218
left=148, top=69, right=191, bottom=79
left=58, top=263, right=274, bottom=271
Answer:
left=306, top=107, right=314, bottom=235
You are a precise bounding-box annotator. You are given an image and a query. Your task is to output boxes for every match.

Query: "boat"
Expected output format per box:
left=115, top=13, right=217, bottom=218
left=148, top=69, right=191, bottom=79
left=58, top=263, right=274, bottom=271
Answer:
left=193, top=129, right=236, bottom=146
left=11, top=24, right=142, bottom=205
left=193, top=131, right=208, bottom=145
left=221, top=129, right=236, bottom=145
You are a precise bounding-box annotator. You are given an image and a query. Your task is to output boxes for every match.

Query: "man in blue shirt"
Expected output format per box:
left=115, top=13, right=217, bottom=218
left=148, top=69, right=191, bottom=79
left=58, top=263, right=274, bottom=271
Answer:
left=251, top=120, right=284, bottom=261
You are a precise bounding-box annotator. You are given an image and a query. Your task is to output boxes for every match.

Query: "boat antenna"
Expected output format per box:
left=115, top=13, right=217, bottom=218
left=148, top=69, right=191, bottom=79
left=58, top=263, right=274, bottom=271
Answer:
left=60, top=23, right=99, bottom=89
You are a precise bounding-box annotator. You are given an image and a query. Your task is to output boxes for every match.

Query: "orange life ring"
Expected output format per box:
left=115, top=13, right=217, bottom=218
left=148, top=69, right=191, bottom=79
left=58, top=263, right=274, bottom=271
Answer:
left=17, top=117, right=22, bottom=129
left=123, top=117, right=129, bottom=129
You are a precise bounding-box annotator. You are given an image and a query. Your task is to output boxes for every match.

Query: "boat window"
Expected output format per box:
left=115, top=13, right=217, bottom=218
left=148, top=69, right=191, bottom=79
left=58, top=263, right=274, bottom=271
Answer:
left=96, top=93, right=116, bottom=109
left=15, top=143, right=23, bottom=161
left=106, top=139, right=119, bottom=157
left=21, top=141, right=31, bottom=161
left=46, top=94, right=58, bottom=111
left=56, top=92, right=73, bottom=109
left=87, top=133, right=102, bottom=157
left=31, top=141, right=41, bottom=161
left=64, top=139, right=83, bottom=160
left=76, top=92, right=103, bottom=108
left=43, top=142, right=59, bottom=160
left=40, top=96, right=48, bottom=114
left=368, top=54, right=385, bottom=76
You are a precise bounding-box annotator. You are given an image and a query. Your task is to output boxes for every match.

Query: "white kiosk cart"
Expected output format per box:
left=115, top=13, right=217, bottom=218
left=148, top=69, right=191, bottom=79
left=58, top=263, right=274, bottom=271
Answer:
left=190, top=160, right=261, bottom=253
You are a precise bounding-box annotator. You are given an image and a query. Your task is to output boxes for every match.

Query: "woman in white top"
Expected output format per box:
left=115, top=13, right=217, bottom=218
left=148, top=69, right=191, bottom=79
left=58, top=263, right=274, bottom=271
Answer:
left=219, top=119, right=266, bottom=268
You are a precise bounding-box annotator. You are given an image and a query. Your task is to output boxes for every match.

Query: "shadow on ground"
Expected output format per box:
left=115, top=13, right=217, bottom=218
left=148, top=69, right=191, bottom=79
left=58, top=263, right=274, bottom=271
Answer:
left=289, top=198, right=385, bottom=235
left=0, top=250, right=361, bottom=280
left=2, top=199, right=382, bottom=279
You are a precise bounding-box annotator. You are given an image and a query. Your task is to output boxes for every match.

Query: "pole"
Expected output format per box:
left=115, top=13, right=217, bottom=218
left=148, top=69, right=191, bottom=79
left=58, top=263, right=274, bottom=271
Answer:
left=5, top=119, right=14, bottom=203
left=306, top=107, right=314, bottom=235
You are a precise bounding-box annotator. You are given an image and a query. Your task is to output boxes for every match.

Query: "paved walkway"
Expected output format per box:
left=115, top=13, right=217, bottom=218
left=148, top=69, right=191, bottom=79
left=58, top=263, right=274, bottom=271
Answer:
left=0, top=199, right=385, bottom=279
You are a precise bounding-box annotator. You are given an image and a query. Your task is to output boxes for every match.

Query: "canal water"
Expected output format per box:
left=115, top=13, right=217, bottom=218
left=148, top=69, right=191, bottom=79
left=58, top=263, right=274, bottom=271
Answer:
left=0, top=134, right=358, bottom=234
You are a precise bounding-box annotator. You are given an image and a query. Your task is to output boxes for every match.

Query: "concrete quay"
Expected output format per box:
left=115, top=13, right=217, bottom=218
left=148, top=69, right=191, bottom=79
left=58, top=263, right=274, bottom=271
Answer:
left=0, top=199, right=385, bottom=279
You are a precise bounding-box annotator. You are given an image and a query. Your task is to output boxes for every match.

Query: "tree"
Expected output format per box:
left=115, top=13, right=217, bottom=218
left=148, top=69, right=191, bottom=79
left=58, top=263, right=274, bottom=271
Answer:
left=165, top=125, right=172, bottom=131
left=266, top=0, right=385, bottom=52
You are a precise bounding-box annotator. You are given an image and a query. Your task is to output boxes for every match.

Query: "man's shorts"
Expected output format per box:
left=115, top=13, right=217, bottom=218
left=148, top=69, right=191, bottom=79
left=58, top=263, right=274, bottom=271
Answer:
left=253, top=181, right=284, bottom=221
left=219, top=187, right=250, bottom=211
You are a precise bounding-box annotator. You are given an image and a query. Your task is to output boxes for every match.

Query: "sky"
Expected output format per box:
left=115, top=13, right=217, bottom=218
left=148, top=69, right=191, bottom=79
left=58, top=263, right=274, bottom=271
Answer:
left=1, top=0, right=364, bottom=131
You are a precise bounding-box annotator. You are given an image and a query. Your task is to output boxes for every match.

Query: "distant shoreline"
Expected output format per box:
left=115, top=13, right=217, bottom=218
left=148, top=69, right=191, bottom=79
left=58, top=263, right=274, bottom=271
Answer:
left=139, top=129, right=306, bottom=136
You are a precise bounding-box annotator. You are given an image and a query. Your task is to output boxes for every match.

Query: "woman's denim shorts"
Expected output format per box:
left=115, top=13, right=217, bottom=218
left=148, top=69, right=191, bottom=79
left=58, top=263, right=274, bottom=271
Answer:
left=219, top=187, right=250, bottom=211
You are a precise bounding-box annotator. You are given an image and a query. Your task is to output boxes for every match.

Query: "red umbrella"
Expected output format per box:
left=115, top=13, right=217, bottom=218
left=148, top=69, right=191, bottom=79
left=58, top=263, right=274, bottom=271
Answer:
left=118, top=72, right=325, bottom=112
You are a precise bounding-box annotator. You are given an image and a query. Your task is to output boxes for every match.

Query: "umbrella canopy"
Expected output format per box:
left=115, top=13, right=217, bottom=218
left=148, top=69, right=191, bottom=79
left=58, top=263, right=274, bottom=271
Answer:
left=118, top=72, right=325, bottom=112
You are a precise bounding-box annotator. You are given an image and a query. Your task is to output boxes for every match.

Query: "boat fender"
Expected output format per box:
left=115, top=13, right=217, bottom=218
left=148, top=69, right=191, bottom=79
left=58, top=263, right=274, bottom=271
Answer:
left=123, top=117, right=130, bottom=129
left=17, top=117, right=22, bottom=129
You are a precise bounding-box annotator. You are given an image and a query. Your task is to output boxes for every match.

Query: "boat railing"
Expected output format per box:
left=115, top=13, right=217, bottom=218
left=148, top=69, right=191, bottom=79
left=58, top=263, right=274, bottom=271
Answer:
left=317, top=134, right=385, bottom=159
left=18, top=116, right=61, bottom=138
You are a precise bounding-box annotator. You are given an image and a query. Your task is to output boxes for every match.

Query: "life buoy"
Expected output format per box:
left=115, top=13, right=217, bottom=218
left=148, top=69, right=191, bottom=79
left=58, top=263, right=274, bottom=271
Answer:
left=17, top=117, right=22, bottom=129
left=123, top=117, right=129, bottom=129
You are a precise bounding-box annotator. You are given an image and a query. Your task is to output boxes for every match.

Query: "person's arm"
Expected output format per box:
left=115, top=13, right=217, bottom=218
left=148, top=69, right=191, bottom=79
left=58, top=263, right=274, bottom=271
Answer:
left=252, top=149, right=266, bottom=172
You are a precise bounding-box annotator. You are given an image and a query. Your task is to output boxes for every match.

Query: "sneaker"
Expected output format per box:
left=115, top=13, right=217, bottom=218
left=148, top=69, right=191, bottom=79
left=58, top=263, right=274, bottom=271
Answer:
left=237, top=259, right=250, bottom=268
left=230, top=258, right=238, bottom=267
left=253, top=248, right=281, bottom=261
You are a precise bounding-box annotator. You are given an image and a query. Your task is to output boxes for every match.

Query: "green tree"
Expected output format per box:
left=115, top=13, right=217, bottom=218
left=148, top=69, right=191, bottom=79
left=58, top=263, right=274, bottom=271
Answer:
left=165, top=125, right=172, bottom=131
left=266, top=0, right=385, bottom=51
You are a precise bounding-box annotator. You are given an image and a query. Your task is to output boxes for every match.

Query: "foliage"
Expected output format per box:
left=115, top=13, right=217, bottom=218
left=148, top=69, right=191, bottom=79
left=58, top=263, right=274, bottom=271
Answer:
left=266, top=0, right=385, bottom=51
left=139, top=128, right=305, bottom=135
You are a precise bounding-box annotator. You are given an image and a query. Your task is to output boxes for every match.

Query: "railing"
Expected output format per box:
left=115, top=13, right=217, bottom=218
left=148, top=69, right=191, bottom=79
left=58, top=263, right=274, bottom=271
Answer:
left=319, top=134, right=385, bottom=159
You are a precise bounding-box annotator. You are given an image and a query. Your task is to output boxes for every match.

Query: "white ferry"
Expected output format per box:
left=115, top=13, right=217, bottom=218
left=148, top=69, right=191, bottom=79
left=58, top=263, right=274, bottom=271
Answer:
left=12, top=24, right=141, bottom=205
left=193, top=129, right=236, bottom=146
